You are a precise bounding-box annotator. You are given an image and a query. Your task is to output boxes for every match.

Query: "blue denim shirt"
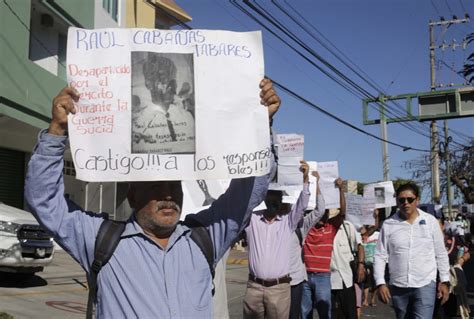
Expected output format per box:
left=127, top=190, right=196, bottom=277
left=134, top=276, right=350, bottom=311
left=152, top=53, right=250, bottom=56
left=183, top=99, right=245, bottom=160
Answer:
left=25, top=131, right=274, bottom=318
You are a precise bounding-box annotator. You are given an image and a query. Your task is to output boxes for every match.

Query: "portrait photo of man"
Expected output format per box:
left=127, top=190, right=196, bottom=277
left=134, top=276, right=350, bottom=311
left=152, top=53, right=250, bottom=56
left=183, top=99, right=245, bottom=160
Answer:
left=374, top=187, right=385, bottom=205
left=131, top=51, right=196, bottom=154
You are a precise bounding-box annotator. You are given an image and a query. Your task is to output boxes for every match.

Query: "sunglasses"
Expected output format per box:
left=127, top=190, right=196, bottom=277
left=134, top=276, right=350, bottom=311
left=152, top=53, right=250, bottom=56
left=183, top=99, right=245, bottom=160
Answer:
left=398, top=197, right=416, bottom=204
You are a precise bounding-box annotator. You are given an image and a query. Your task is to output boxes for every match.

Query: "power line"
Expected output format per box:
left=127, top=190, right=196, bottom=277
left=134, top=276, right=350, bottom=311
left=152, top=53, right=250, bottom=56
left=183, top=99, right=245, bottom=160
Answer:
left=458, top=0, right=468, bottom=13
left=272, top=80, right=430, bottom=152
left=159, top=2, right=432, bottom=153
left=431, top=0, right=442, bottom=16
left=277, top=2, right=472, bottom=147
left=444, top=0, right=455, bottom=14
left=237, top=1, right=438, bottom=139
left=273, top=0, right=442, bottom=139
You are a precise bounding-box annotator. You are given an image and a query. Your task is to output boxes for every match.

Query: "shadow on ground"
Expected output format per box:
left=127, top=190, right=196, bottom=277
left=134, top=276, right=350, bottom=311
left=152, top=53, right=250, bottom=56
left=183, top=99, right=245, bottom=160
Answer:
left=0, top=272, right=47, bottom=288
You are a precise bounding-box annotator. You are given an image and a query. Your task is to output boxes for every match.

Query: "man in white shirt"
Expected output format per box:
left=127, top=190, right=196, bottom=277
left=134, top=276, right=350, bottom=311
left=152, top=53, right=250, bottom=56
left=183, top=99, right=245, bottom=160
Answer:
left=330, top=220, right=365, bottom=319
left=374, top=182, right=450, bottom=319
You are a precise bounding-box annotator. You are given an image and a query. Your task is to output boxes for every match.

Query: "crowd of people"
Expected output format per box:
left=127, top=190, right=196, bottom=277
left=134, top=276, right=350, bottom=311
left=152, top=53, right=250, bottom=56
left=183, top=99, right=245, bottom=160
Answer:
left=24, top=81, right=471, bottom=319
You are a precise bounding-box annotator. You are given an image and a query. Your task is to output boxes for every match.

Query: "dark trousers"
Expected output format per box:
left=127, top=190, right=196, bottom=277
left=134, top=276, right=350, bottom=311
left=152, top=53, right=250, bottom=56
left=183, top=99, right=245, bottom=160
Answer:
left=289, top=281, right=304, bottom=319
left=331, top=284, right=357, bottom=319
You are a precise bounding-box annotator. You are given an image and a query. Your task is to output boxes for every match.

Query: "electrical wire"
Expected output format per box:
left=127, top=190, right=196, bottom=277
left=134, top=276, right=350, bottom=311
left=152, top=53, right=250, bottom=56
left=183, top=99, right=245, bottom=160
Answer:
left=245, top=1, right=471, bottom=147
left=237, top=0, right=438, bottom=140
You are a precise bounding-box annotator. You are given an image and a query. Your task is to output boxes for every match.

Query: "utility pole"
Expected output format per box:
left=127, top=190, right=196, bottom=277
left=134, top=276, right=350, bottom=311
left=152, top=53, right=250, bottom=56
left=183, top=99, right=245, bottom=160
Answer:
left=429, top=21, right=440, bottom=203
left=379, top=95, right=390, bottom=182
left=444, top=121, right=453, bottom=217
left=428, top=16, right=469, bottom=204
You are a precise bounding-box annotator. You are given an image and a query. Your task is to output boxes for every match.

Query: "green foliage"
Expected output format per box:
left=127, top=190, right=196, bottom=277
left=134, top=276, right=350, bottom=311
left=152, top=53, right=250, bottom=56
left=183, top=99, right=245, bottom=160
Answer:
left=461, top=33, right=474, bottom=83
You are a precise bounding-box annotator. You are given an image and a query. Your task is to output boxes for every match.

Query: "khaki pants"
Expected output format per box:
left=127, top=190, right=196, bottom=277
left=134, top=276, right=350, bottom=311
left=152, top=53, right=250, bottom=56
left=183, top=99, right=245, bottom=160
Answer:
left=243, top=280, right=291, bottom=319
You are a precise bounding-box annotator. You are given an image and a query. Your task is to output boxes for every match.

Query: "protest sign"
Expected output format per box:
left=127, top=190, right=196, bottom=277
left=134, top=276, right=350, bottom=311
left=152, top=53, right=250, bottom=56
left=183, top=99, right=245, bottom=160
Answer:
left=275, top=134, right=304, bottom=187
left=317, top=161, right=340, bottom=209
left=363, top=181, right=396, bottom=209
left=181, top=178, right=265, bottom=219
left=280, top=160, right=339, bottom=209
left=345, top=193, right=375, bottom=229
left=67, top=28, right=270, bottom=181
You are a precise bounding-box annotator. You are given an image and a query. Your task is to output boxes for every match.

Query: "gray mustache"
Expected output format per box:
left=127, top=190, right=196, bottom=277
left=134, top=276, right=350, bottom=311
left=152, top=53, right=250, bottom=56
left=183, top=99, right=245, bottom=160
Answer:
left=155, top=201, right=181, bottom=213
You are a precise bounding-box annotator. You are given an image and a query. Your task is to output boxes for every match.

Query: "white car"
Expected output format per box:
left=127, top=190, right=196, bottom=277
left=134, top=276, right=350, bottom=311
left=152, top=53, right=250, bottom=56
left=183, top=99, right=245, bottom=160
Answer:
left=0, top=202, right=54, bottom=274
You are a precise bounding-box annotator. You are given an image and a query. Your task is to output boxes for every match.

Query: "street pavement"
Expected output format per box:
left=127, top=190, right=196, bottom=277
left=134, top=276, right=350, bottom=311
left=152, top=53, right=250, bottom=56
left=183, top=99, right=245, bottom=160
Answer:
left=226, top=249, right=396, bottom=319
left=0, top=249, right=473, bottom=318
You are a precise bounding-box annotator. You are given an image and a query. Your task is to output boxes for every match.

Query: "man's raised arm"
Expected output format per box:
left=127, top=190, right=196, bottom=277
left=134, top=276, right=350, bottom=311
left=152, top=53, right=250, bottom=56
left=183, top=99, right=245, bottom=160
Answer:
left=25, top=87, right=103, bottom=271
left=301, top=171, right=326, bottom=237
left=288, top=160, right=310, bottom=230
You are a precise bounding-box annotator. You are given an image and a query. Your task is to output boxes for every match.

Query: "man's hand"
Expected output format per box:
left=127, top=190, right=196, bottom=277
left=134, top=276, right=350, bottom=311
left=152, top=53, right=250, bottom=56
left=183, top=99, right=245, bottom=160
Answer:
left=377, top=284, right=391, bottom=304
left=335, top=177, right=343, bottom=189
left=437, top=282, right=450, bottom=305
left=300, top=160, right=309, bottom=183
left=49, top=87, right=80, bottom=136
left=259, top=78, right=280, bottom=120
left=356, top=263, right=366, bottom=283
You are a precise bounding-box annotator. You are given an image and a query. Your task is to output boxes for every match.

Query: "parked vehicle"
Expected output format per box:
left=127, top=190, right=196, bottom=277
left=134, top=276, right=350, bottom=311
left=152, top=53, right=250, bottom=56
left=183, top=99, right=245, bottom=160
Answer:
left=0, top=202, right=54, bottom=274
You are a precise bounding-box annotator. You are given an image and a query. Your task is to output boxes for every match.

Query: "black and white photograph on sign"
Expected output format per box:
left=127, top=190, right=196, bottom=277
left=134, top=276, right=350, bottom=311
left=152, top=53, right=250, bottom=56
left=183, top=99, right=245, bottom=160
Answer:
left=131, top=51, right=195, bottom=154
left=196, top=180, right=216, bottom=206
left=374, top=187, right=385, bottom=205
left=186, top=179, right=223, bottom=208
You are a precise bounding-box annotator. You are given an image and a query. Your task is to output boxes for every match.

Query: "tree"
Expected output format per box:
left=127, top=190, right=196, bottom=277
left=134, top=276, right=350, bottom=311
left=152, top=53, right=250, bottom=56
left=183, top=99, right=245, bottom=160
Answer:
left=461, top=33, right=474, bottom=83
left=404, top=140, right=473, bottom=204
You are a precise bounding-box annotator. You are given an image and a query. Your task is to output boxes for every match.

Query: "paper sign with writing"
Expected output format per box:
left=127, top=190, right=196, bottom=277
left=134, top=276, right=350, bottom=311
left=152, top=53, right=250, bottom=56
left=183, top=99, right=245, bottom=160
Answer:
left=346, top=193, right=375, bottom=229
left=317, top=161, right=340, bottom=209
left=67, top=28, right=270, bottom=181
left=276, top=134, right=304, bottom=158
left=363, top=181, right=396, bottom=209
left=274, top=134, right=304, bottom=187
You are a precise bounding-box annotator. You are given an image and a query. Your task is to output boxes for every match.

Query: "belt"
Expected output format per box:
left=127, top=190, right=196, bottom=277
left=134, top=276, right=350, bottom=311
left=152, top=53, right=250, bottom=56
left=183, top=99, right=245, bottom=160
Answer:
left=249, top=274, right=291, bottom=287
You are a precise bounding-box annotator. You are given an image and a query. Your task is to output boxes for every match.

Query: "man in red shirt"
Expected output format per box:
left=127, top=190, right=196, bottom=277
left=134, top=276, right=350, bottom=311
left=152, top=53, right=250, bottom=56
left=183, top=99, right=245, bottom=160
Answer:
left=301, top=178, right=345, bottom=319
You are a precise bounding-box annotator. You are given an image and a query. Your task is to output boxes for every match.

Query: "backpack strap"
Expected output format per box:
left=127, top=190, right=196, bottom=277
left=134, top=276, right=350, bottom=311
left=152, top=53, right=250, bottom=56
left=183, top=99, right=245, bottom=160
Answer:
left=86, top=219, right=126, bottom=319
left=182, top=216, right=216, bottom=294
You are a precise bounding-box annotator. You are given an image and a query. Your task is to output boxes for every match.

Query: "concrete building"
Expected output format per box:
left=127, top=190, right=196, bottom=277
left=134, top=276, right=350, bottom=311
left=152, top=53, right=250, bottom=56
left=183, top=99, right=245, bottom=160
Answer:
left=0, top=0, right=190, bottom=220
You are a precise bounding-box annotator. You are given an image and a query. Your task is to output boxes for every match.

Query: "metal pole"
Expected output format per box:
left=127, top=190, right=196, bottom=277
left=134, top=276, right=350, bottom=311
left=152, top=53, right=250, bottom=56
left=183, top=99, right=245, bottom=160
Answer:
left=380, top=99, right=390, bottom=182
left=99, top=183, right=103, bottom=213
left=84, top=182, right=89, bottom=211
left=429, top=21, right=441, bottom=204
left=444, top=120, right=453, bottom=217
left=431, top=122, right=441, bottom=203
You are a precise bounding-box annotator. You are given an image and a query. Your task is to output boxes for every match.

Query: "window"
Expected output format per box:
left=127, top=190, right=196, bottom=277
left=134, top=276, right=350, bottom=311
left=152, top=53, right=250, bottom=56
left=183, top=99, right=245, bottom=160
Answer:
left=28, top=1, right=69, bottom=78
left=103, top=0, right=118, bottom=21
left=63, top=160, right=76, bottom=177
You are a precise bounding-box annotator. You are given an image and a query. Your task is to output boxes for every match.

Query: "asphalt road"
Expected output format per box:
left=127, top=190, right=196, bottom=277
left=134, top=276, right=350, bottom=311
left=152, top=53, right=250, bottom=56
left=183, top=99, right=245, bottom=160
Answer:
left=0, top=249, right=473, bottom=318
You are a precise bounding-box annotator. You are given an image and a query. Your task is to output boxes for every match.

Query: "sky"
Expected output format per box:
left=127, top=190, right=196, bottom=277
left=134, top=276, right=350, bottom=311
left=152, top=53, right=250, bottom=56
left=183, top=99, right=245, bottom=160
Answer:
left=175, top=0, right=473, bottom=201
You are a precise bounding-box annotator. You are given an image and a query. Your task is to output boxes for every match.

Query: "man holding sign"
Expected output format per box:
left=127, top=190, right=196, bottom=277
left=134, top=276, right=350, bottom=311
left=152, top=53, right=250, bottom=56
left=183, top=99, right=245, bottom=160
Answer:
left=24, top=78, right=280, bottom=318
left=243, top=160, right=310, bottom=319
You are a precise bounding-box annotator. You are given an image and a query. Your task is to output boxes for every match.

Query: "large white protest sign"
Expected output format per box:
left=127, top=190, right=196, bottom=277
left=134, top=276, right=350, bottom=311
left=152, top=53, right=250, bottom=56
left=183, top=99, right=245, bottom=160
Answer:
left=363, top=181, right=396, bottom=209
left=181, top=178, right=266, bottom=219
left=345, top=193, right=375, bottom=229
left=67, top=28, right=271, bottom=181
left=181, top=179, right=224, bottom=218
